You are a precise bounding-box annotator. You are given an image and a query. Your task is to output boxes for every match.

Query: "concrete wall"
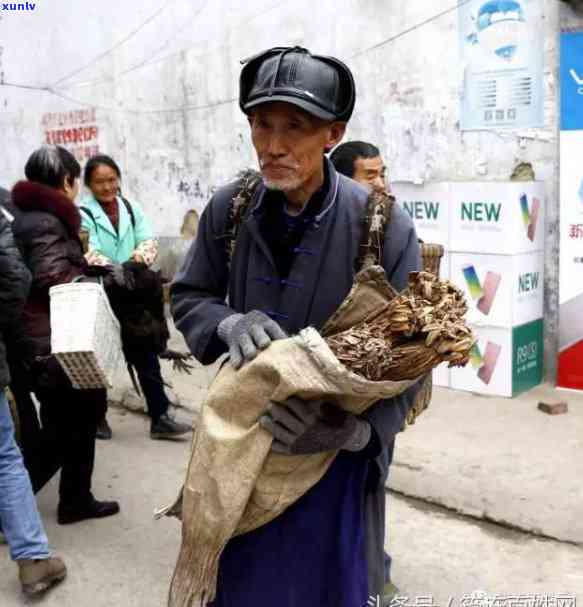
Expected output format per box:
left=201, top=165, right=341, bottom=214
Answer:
left=0, top=0, right=581, bottom=380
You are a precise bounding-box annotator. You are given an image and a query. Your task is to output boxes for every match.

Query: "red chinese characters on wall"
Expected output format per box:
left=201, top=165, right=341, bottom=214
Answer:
left=568, top=224, right=583, bottom=239
left=41, top=108, right=101, bottom=162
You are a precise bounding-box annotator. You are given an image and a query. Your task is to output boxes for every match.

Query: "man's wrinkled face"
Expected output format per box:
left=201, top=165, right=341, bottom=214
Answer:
left=248, top=102, right=345, bottom=193
left=352, top=156, right=387, bottom=193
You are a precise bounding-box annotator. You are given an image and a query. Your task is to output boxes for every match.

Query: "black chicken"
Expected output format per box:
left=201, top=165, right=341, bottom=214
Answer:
left=90, top=261, right=193, bottom=394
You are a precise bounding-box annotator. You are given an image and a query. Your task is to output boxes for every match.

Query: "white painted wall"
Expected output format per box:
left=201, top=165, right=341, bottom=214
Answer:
left=0, top=0, right=581, bottom=379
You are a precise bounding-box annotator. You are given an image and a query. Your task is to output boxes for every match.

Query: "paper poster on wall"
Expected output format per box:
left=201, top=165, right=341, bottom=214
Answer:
left=459, top=0, right=544, bottom=130
left=41, top=108, right=101, bottom=164
left=558, top=32, right=583, bottom=391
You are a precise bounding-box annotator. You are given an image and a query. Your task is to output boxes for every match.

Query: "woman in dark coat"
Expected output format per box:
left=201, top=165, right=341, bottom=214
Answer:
left=10, top=145, right=119, bottom=525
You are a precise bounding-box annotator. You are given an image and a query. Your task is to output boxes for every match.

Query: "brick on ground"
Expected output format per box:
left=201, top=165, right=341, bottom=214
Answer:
left=537, top=401, right=568, bottom=415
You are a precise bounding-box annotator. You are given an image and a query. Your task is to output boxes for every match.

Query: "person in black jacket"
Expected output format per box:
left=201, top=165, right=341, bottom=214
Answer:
left=10, top=145, right=120, bottom=525
left=0, top=210, right=67, bottom=596
left=1, top=184, right=41, bottom=474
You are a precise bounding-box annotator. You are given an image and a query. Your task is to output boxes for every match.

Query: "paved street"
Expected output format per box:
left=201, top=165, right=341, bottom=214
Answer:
left=1, top=400, right=581, bottom=606
left=389, top=495, right=583, bottom=604
left=391, top=383, right=583, bottom=544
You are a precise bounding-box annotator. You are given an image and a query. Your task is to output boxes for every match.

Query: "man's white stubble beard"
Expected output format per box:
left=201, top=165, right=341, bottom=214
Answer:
left=262, top=175, right=303, bottom=192
left=259, top=158, right=302, bottom=193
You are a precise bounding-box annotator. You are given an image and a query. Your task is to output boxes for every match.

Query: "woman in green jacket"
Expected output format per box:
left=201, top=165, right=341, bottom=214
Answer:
left=81, top=155, right=190, bottom=441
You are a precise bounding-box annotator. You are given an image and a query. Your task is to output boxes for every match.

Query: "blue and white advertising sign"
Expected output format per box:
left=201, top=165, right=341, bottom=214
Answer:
left=459, top=0, right=544, bottom=130
left=560, top=32, right=583, bottom=131
left=558, top=32, right=583, bottom=391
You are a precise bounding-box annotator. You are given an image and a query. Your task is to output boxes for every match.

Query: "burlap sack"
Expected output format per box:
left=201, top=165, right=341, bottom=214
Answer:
left=166, top=267, right=419, bottom=607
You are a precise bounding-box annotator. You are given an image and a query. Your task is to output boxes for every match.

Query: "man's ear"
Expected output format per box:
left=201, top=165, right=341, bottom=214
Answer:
left=324, top=122, right=347, bottom=153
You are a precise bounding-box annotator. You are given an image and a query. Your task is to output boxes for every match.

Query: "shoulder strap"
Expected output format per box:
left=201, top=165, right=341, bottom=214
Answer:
left=227, top=175, right=394, bottom=272
left=355, top=190, right=394, bottom=272
left=226, top=170, right=262, bottom=264
left=120, top=196, right=136, bottom=229
left=81, top=199, right=136, bottom=230
left=80, top=206, right=97, bottom=229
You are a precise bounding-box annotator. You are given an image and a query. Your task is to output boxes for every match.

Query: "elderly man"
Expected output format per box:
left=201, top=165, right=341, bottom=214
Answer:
left=172, top=46, right=421, bottom=607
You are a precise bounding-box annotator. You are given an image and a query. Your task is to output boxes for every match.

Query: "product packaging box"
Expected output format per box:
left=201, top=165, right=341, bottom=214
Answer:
left=450, top=251, right=544, bottom=328
left=433, top=362, right=450, bottom=388
left=440, top=252, right=450, bottom=281
left=449, top=182, right=545, bottom=254
left=450, top=319, right=544, bottom=397
left=392, top=182, right=450, bottom=249
left=427, top=252, right=450, bottom=387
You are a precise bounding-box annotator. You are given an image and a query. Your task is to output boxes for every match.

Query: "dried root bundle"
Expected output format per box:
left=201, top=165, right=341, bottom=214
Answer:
left=325, top=272, right=476, bottom=382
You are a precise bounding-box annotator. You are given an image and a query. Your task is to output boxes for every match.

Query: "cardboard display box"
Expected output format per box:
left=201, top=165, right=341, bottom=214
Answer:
left=450, top=319, right=544, bottom=397
left=424, top=250, right=450, bottom=281
left=433, top=362, right=450, bottom=388
left=393, top=181, right=545, bottom=255
left=440, top=252, right=450, bottom=282
left=449, top=251, right=544, bottom=328
left=391, top=180, right=546, bottom=398
left=449, top=181, right=545, bottom=255
left=426, top=252, right=450, bottom=387
left=392, top=182, right=450, bottom=249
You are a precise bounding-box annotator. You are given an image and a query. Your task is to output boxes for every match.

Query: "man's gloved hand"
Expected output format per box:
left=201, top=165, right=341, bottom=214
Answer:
left=103, top=264, right=136, bottom=290
left=259, top=396, right=372, bottom=455
left=217, top=310, right=287, bottom=369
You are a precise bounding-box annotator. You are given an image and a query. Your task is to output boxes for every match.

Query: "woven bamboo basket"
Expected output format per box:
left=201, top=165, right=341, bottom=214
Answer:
left=49, top=281, right=123, bottom=389
left=406, top=241, right=445, bottom=426
left=420, top=242, right=444, bottom=277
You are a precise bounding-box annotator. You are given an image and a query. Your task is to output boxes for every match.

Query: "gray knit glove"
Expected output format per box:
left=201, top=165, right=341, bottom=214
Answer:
left=259, top=396, right=372, bottom=455
left=217, top=310, right=287, bottom=369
